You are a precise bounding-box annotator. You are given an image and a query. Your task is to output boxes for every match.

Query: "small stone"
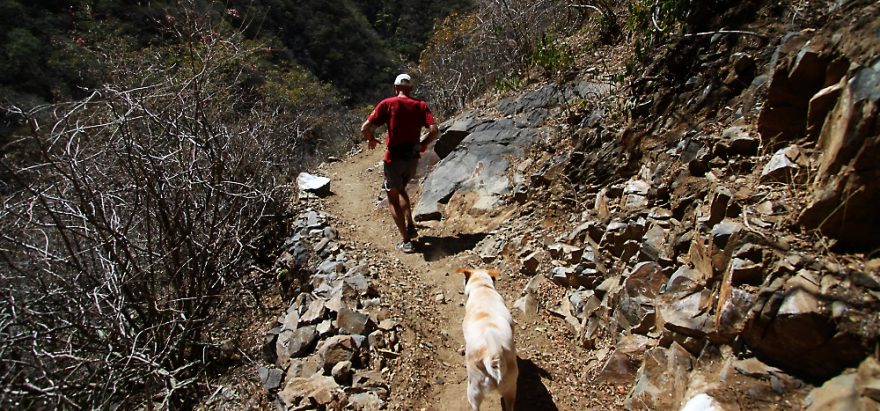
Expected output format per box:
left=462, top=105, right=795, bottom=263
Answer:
left=331, top=360, right=353, bottom=384
left=761, top=146, right=801, bottom=183
left=521, top=251, right=540, bottom=275
left=297, top=172, right=332, bottom=196
left=259, top=367, right=284, bottom=391
left=336, top=307, right=371, bottom=335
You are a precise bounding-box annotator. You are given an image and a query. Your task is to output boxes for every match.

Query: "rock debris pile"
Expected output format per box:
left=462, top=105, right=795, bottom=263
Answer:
left=260, top=210, right=400, bottom=410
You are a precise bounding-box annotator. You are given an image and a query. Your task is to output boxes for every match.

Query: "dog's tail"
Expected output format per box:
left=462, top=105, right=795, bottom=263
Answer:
left=483, top=337, right=506, bottom=385
left=483, top=355, right=504, bottom=385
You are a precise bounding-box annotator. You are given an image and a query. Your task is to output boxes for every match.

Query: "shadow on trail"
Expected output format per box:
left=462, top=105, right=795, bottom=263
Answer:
left=516, top=357, right=558, bottom=411
left=414, top=233, right=487, bottom=262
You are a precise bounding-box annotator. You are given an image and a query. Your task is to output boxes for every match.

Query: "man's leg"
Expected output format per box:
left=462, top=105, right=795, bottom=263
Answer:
left=386, top=187, right=410, bottom=242
left=399, top=189, right=416, bottom=230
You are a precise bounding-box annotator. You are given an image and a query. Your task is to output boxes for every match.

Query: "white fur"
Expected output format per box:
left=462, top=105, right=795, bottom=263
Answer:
left=461, top=268, right=518, bottom=411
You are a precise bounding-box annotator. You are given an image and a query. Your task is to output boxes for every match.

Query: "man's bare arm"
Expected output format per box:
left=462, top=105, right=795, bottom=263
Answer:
left=361, top=120, right=380, bottom=150
left=419, top=124, right=439, bottom=152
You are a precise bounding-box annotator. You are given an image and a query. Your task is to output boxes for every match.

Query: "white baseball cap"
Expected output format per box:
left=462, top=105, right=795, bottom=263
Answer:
left=394, top=73, right=412, bottom=86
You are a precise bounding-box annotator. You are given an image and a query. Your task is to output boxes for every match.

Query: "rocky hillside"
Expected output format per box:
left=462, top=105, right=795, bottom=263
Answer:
left=409, top=0, right=879, bottom=408
left=243, top=1, right=880, bottom=410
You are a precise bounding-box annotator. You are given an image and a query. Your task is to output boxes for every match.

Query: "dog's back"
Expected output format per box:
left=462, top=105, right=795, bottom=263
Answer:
left=460, top=268, right=518, bottom=411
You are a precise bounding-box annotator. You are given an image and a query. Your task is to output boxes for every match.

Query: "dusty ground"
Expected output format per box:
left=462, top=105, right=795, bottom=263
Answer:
left=316, top=145, right=626, bottom=410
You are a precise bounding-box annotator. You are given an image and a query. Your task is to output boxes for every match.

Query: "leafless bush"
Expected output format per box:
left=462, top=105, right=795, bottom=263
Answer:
left=0, top=7, right=345, bottom=408
left=415, top=0, right=584, bottom=116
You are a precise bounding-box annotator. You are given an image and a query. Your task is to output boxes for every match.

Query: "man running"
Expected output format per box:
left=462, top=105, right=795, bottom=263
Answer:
left=361, top=74, right=439, bottom=253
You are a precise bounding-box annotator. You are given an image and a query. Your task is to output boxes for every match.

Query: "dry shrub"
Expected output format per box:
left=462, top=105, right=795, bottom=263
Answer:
left=415, top=0, right=584, bottom=116
left=0, top=6, right=350, bottom=408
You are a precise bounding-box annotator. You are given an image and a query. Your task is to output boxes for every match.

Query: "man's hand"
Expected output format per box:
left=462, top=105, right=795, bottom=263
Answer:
left=361, top=120, right=379, bottom=150
left=419, top=124, right=439, bottom=153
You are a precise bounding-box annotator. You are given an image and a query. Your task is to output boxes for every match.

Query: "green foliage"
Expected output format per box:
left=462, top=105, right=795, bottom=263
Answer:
left=531, top=34, right=574, bottom=76
left=496, top=75, right=526, bottom=93
left=626, top=0, right=692, bottom=63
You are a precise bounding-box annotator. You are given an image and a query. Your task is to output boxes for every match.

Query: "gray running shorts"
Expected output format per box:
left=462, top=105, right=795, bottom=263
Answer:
left=383, top=158, right=419, bottom=192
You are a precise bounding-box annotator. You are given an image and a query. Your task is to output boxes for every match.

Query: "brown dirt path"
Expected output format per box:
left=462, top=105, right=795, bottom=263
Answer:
left=319, top=146, right=622, bottom=410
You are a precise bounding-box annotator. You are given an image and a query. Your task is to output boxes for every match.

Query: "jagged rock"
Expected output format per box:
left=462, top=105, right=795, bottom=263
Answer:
left=344, top=273, right=371, bottom=295
left=317, top=259, right=345, bottom=274
left=548, top=243, right=584, bottom=263
left=259, top=367, right=284, bottom=391
left=318, top=335, right=358, bottom=372
left=301, top=299, right=328, bottom=324
left=638, top=224, right=671, bottom=264
left=857, top=357, right=880, bottom=403
left=287, top=357, right=322, bottom=384
left=804, top=373, right=858, bottom=411
left=758, top=38, right=828, bottom=140
left=278, top=374, right=339, bottom=407
left=347, top=390, right=386, bottom=411
left=799, top=61, right=880, bottom=251
left=276, top=325, right=318, bottom=366
left=617, top=262, right=667, bottom=334
left=514, top=275, right=544, bottom=317
left=656, top=289, right=712, bottom=338
left=297, top=172, right=332, bottom=197
left=520, top=251, right=540, bottom=276
left=625, top=343, right=694, bottom=410
left=305, top=211, right=321, bottom=228
left=720, top=126, right=760, bottom=156
left=316, top=319, right=334, bottom=336
left=703, top=187, right=732, bottom=227
left=434, top=111, right=486, bottom=159
left=742, top=269, right=868, bottom=380
left=599, top=334, right=656, bottom=383
left=262, top=326, right=281, bottom=364
left=729, top=257, right=764, bottom=285
left=478, top=236, right=505, bottom=263
left=711, top=219, right=742, bottom=250
left=807, top=81, right=844, bottom=137
left=602, top=218, right=648, bottom=257
left=325, top=281, right=361, bottom=312
left=337, top=307, right=372, bottom=335
left=547, top=266, right=574, bottom=287
left=622, top=179, right=650, bottom=209
left=666, top=266, right=704, bottom=294
left=760, top=145, right=802, bottom=183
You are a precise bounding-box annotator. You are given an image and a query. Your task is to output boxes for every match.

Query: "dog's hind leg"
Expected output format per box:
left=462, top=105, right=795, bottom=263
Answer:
left=467, top=380, right=484, bottom=411
left=501, top=389, right=516, bottom=411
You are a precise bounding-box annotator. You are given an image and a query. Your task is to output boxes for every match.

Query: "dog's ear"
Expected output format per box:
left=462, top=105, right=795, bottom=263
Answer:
left=486, top=269, right=500, bottom=280
left=456, top=268, right=473, bottom=283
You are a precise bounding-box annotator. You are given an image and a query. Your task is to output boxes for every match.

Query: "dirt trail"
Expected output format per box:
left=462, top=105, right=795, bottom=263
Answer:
left=319, top=147, right=621, bottom=410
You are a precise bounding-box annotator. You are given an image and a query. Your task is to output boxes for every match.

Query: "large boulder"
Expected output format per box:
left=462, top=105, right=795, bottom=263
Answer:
left=799, top=61, right=880, bottom=251
left=625, top=343, right=694, bottom=410
left=742, top=270, right=868, bottom=380
left=413, top=120, right=538, bottom=221
left=617, top=262, right=667, bottom=334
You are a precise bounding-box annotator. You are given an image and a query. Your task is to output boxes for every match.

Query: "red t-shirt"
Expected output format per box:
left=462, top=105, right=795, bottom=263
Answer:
left=367, top=95, right=436, bottom=163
